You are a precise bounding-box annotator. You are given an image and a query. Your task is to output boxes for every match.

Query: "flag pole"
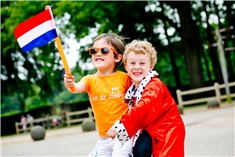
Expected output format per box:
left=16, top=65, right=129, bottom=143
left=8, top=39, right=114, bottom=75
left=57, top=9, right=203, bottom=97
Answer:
left=45, top=6, right=75, bottom=92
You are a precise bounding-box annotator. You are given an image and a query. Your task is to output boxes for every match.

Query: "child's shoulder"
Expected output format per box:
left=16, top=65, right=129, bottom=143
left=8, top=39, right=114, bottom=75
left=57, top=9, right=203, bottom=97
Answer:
left=115, top=71, right=128, bottom=77
left=116, top=70, right=126, bottom=74
left=81, top=73, right=97, bottom=83
left=116, top=71, right=131, bottom=80
left=149, top=76, right=164, bottom=86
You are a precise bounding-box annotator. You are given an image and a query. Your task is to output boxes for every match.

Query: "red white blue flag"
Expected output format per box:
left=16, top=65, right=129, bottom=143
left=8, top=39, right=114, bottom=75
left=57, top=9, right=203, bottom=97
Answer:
left=14, top=9, right=58, bottom=52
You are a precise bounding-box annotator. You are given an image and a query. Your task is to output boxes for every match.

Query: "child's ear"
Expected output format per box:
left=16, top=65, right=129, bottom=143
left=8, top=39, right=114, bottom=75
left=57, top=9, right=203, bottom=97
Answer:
left=115, top=54, right=122, bottom=63
left=124, top=63, right=127, bottom=70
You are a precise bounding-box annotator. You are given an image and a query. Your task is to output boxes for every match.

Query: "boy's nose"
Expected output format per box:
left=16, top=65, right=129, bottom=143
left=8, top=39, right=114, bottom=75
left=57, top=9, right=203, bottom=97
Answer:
left=134, top=64, right=140, bottom=69
left=96, top=49, right=102, bottom=55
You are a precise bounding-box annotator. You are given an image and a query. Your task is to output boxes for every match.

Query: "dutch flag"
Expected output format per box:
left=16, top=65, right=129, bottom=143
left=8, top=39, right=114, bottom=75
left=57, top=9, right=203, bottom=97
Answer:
left=14, top=8, right=58, bottom=52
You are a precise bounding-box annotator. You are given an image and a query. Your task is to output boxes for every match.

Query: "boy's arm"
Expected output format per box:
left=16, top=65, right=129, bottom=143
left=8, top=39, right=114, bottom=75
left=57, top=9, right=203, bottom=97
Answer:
left=64, top=74, right=86, bottom=93
left=107, top=82, right=161, bottom=144
left=118, top=80, right=165, bottom=139
left=107, top=120, right=131, bottom=144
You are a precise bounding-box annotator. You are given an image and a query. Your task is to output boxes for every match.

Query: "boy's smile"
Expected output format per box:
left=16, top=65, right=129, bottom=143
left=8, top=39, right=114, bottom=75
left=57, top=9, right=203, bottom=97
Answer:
left=95, top=57, right=104, bottom=62
left=133, top=72, right=142, bottom=76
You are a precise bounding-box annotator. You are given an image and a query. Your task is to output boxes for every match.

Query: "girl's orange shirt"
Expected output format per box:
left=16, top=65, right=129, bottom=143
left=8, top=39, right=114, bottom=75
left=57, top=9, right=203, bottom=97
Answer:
left=81, top=71, right=132, bottom=137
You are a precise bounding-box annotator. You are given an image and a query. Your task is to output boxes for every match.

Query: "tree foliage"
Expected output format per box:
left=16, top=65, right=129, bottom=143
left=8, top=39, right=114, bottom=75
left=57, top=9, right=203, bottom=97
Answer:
left=1, top=1, right=235, bottom=115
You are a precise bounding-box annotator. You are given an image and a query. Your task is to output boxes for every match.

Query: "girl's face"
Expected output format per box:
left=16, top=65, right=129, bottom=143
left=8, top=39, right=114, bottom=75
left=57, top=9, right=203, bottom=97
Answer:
left=124, top=51, right=153, bottom=88
left=92, top=39, right=122, bottom=75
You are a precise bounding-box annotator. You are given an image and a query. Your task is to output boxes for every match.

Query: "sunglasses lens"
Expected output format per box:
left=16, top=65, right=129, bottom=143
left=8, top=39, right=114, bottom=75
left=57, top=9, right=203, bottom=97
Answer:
left=101, top=48, right=109, bottom=54
left=89, top=48, right=98, bottom=55
left=89, top=47, right=111, bottom=55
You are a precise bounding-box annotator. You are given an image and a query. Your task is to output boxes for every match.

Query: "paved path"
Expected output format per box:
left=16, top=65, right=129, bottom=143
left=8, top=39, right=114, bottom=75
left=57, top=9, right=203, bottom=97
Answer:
left=183, top=104, right=234, bottom=156
left=1, top=103, right=234, bottom=157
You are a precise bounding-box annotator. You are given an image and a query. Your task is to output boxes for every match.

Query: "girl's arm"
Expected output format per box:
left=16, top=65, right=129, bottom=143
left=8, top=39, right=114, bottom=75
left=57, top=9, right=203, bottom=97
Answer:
left=64, top=74, right=86, bottom=93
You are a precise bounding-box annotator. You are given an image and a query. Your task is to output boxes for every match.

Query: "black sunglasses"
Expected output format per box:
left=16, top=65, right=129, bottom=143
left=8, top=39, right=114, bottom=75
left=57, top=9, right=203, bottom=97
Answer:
left=88, top=47, right=119, bottom=55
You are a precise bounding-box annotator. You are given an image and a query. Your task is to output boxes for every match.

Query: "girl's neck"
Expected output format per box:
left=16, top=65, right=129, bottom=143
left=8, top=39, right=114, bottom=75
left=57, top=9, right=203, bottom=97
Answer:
left=97, top=70, right=116, bottom=76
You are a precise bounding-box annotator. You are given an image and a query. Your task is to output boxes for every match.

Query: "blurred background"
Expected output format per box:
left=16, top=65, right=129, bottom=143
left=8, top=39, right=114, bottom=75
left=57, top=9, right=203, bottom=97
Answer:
left=1, top=1, right=235, bottom=136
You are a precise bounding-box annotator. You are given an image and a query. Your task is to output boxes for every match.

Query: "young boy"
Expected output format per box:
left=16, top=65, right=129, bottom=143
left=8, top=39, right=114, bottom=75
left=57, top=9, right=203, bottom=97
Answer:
left=64, top=33, right=133, bottom=156
left=108, top=40, right=186, bottom=157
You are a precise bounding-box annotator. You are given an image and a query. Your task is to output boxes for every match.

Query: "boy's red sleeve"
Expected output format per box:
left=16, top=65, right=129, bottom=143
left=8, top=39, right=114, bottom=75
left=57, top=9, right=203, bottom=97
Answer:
left=120, top=78, right=164, bottom=137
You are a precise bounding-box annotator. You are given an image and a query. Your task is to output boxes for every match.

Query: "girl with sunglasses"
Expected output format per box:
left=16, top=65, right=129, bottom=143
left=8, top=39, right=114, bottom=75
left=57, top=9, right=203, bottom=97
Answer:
left=64, top=33, right=134, bottom=156
left=107, top=40, right=186, bottom=157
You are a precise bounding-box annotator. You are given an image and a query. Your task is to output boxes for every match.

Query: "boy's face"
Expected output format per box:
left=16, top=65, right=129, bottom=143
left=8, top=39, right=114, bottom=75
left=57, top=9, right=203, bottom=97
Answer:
left=124, top=51, right=153, bottom=87
left=91, top=39, right=122, bottom=74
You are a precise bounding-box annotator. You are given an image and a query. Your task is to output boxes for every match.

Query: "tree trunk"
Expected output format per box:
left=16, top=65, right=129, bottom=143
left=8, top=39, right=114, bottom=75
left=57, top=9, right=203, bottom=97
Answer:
left=159, top=2, right=182, bottom=87
left=175, top=1, right=204, bottom=88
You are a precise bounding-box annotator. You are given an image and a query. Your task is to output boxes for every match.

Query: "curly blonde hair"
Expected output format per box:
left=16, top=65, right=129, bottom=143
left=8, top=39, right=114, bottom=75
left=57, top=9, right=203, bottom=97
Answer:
left=123, top=40, right=157, bottom=68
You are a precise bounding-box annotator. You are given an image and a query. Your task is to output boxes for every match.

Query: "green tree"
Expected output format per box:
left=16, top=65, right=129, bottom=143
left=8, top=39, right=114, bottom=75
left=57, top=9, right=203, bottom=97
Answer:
left=1, top=1, right=234, bottom=115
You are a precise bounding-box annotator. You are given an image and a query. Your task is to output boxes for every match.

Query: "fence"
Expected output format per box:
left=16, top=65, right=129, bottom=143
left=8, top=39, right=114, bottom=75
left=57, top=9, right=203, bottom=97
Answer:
left=66, top=107, right=94, bottom=126
left=176, top=82, right=235, bottom=109
left=15, top=115, right=60, bottom=134
left=15, top=107, right=94, bottom=134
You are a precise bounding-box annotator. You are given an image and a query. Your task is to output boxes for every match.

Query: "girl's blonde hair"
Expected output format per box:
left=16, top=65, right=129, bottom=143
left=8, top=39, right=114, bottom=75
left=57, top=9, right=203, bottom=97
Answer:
left=94, top=33, right=126, bottom=70
left=123, top=40, right=157, bottom=68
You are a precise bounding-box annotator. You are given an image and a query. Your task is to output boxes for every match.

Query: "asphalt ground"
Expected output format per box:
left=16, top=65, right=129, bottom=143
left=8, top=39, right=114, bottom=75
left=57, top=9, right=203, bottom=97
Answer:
left=1, top=102, right=234, bottom=157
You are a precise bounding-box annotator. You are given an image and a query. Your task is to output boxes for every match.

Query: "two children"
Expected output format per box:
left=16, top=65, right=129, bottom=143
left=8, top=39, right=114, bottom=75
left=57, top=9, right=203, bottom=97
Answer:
left=64, top=34, right=185, bottom=156
left=108, top=40, right=186, bottom=157
left=64, top=33, right=133, bottom=156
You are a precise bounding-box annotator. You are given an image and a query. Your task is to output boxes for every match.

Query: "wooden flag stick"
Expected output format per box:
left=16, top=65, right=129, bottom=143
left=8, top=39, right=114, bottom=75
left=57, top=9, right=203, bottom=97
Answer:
left=55, top=37, right=71, bottom=75
left=45, top=6, right=75, bottom=92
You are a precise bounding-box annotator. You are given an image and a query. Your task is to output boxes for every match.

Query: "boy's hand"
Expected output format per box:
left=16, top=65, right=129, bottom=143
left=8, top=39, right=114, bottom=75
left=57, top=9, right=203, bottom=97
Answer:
left=64, top=74, right=75, bottom=89
left=107, top=128, right=117, bottom=139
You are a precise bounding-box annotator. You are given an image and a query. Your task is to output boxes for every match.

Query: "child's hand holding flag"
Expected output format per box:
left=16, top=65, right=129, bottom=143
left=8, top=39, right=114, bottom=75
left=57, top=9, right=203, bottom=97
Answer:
left=14, top=6, right=75, bottom=92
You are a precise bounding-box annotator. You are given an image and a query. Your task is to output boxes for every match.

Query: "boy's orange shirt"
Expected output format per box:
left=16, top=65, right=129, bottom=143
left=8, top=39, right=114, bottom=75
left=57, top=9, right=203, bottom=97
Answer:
left=81, top=71, right=132, bottom=137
